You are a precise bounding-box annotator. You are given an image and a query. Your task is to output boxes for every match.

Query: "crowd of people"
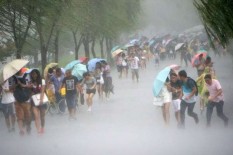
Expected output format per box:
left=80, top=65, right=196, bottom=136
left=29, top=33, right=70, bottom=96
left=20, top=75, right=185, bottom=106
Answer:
left=0, top=59, right=114, bottom=136
left=0, top=30, right=230, bottom=136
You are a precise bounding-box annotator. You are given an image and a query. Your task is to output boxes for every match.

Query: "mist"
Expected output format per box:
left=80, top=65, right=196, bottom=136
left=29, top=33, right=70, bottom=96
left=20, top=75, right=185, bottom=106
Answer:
left=138, top=0, right=201, bottom=36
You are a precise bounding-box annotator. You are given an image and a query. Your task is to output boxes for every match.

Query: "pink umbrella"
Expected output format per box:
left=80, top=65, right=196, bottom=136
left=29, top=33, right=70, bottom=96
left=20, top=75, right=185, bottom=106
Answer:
left=169, top=64, right=181, bottom=70
left=191, top=52, right=207, bottom=67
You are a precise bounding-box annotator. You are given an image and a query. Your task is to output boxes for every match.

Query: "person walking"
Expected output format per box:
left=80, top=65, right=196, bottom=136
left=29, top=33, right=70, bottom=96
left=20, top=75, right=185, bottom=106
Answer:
left=80, top=72, right=96, bottom=112
left=129, top=52, right=140, bottom=82
left=13, top=71, right=32, bottom=136
left=178, top=70, right=199, bottom=128
left=169, top=73, right=182, bottom=126
left=204, top=74, right=229, bottom=127
left=29, top=69, right=47, bottom=134
left=61, top=70, right=79, bottom=119
left=1, top=78, right=16, bottom=133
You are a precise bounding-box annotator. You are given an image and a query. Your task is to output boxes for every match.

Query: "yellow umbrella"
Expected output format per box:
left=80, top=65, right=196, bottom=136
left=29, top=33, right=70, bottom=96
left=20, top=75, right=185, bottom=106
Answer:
left=112, top=49, right=123, bottom=58
left=43, top=63, right=58, bottom=78
left=1, top=59, right=29, bottom=84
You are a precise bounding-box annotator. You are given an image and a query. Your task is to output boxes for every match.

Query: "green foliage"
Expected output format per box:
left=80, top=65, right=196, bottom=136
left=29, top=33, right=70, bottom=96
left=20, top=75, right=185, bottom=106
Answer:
left=194, top=0, right=233, bottom=47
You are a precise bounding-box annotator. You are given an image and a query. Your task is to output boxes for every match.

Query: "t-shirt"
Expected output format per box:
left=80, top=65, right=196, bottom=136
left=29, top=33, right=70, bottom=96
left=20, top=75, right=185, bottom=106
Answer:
left=62, top=76, right=78, bottom=96
left=205, top=79, right=224, bottom=102
left=80, top=77, right=96, bottom=90
left=170, top=80, right=182, bottom=100
left=50, top=75, right=64, bottom=93
left=130, top=56, right=140, bottom=69
left=181, top=79, right=196, bottom=103
left=1, top=80, right=15, bottom=104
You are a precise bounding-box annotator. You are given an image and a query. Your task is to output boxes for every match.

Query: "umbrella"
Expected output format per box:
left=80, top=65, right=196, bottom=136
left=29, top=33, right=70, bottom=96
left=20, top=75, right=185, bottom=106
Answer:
left=169, top=64, right=181, bottom=70
left=1, top=59, right=29, bottom=84
left=111, top=46, right=120, bottom=53
left=197, top=49, right=207, bottom=54
left=44, top=63, right=58, bottom=78
left=112, top=49, right=124, bottom=58
left=175, top=43, right=185, bottom=51
left=149, top=40, right=155, bottom=46
left=130, top=39, right=139, bottom=45
left=191, top=52, right=208, bottom=67
left=87, top=58, right=105, bottom=72
left=79, top=57, right=88, bottom=63
left=123, top=43, right=134, bottom=49
left=153, top=66, right=171, bottom=97
left=72, top=63, right=87, bottom=80
left=64, top=60, right=80, bottom=71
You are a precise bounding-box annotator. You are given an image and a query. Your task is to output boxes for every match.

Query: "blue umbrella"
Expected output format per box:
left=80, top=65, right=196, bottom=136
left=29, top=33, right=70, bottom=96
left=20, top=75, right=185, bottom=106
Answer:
left=87, top=58, right=105, bottom=72
left=149, top=40, right=155, bottom=46
left=72, top=64, right=87, bottom=80
left=65, top=60, right=80, bottom=71
left=153, top=67, right=171, bottom=97
left=111, top=46, right=120, bottom=53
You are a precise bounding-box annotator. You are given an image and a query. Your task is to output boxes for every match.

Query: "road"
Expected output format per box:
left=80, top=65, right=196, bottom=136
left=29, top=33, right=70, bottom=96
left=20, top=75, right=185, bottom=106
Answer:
left=1, top=53, right=233, bottom=155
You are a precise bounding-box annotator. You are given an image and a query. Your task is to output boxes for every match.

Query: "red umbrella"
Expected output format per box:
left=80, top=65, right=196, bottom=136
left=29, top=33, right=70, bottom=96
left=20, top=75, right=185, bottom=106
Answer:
left=79, top=57, right=88, bottom=63
left=191, top=52, right=207, bottom=67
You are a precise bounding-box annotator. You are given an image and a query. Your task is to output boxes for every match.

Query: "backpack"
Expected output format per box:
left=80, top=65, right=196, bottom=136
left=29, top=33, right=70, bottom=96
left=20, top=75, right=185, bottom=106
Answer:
left=13, top=75, right=32, bottom=103
left=187, top=77, right=198, bottom=96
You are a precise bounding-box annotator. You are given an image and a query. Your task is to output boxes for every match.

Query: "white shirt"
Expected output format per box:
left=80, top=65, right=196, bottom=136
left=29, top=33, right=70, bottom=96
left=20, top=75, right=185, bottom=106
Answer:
left=130, top=56, right=140, bottom=69
left=1, top=80, right=15, bottom=104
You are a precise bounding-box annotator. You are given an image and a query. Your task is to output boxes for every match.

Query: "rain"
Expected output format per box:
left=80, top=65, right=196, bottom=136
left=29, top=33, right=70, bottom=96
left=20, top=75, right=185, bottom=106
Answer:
left=0, top=1, right=233, bottom=155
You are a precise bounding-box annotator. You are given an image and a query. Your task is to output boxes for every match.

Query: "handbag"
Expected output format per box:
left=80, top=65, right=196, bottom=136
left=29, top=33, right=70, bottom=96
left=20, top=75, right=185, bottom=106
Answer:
left=99, top=75, right=104, bottom=84
left=32, top=93, right=49, bottom=106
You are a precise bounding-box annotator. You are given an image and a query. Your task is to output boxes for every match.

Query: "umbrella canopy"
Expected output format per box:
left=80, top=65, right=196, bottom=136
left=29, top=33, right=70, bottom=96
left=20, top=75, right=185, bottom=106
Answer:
left=112, top=49, right=124, bottom=58
left=111, top=46, right=120, bottom=53
left=64, top=60, right=80, bottom=71
left=72, top=63, right=87, bottom=80
left=44, top=63, right=58, bottom=78
left=153, top=67, right=171, bottom=97
left=149, top=40, right=155, bottom=46
left=79, top=57, right=88, bottom=63
left=123, top=43, right=134, bottom=49
left=87, top=58, right=105, bottom=72
left=130, top=39, right=139, bottom=45
left=197, top=49, right=207, bottom=54
left=191, top=52, right=208, bottom=67
left=1, top=59, right=29, bottom=84
left=169, top=64, right=181, bottom=70
left=175, top=43, right=185, bottom=51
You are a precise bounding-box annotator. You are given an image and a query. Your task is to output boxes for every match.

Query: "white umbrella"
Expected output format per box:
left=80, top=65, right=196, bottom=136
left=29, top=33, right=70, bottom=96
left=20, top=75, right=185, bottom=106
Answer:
left=175, top=43, right=185, bottom=51
left=1, top=59, right=29, bottom=84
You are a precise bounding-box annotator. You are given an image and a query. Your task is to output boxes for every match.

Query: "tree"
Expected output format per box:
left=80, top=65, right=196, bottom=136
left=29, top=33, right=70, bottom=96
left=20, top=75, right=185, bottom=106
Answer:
left=194, top=0, right=233, bottom=48
left=0, top=0, right=34, bottom=58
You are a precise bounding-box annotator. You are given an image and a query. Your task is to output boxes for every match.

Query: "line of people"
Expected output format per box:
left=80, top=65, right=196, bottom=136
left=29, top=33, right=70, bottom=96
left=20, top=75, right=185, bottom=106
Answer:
left=0, top=60, right=114, bottom=136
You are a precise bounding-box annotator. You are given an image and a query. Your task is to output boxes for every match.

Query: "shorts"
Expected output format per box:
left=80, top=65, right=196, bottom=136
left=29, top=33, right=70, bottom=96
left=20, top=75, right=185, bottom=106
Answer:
left=65, top=95, right=77, bottom=109
left=86, top=89, right=96, bottom=94
left=2, top=103, right=15, bottom=118
left=172, top=99, right=181, bottom=112
left=117, top=65, right=123, bottom=72
left=15, top=102, right=31, bottom=121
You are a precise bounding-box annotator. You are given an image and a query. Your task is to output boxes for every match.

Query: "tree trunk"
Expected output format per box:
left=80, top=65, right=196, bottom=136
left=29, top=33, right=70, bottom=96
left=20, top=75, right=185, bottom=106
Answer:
left=105, top=38, right=111, bottom=62
left=91, top=38, right=96, bottom=58
left=41, top=45, right=47, bottom=75
left=16, top=49, right=21, bottom=59
left=100, top=37, right=104, bottom=58
left=54, top=30, right=60, bottom=63
left=83, top=35, right=90, bottom=58
left=34, top=51, right=39, bottom=67
left=72, top=31, right=83, bottom=59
